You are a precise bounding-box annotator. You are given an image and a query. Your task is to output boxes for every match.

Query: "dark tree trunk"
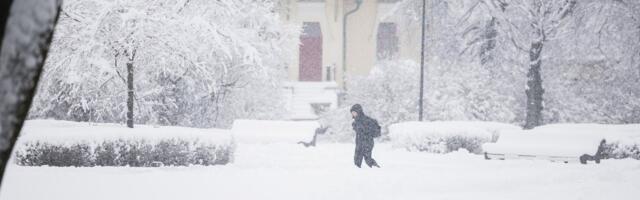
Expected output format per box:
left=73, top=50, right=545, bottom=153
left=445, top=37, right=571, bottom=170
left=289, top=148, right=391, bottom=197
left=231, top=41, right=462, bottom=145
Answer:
left=0, top=0, right=62, bottom=185
left=0, top=0, right=14, bottom=50
left=126, top=58, right=134, bottom=128
left=524, top=40, right=544, bottom=129
left=480, top=17, right=497, bottom=65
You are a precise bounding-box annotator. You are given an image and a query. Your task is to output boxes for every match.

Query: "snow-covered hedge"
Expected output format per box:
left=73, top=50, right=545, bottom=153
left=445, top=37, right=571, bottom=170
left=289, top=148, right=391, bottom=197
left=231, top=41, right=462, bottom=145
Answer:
left=389, top=121, right=520, bottom=154
left=14, top=120, right=234, bottom=167
left=601, top=142, right=640, bottom=160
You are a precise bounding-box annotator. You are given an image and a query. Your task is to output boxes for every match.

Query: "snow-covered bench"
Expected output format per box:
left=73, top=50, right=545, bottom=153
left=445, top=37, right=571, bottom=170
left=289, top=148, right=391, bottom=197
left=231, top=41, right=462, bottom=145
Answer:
left=231, top=120, right=320, bottom=144
left=483, top=130, right=606, bottom=164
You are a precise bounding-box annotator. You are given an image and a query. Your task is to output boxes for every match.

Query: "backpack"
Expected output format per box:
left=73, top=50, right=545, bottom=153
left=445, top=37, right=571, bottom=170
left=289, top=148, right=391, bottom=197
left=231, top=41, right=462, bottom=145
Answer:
left=370, top=118, right=381, bottom=138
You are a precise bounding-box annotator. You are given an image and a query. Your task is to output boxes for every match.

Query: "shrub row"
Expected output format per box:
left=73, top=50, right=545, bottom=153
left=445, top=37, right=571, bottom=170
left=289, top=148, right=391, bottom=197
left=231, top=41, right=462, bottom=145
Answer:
left=389, top=121, right=519, bottom=154
left=602, top=142, right=640, bottom=160
left=398, top=135, right=491, bottom=154
left=15, top=138, right=234, bottom=167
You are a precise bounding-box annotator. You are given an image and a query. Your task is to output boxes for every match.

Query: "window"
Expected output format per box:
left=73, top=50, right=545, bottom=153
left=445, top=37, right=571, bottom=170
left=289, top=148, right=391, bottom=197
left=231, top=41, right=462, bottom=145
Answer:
left=299, top=22, right=323, bottom=81
left=376, top=22, right=398, bottom=60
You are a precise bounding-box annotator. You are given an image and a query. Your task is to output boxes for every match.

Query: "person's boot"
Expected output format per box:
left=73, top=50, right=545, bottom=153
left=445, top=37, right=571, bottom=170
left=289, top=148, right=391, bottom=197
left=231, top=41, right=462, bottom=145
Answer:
left=367, top=161, right=380, bottom=168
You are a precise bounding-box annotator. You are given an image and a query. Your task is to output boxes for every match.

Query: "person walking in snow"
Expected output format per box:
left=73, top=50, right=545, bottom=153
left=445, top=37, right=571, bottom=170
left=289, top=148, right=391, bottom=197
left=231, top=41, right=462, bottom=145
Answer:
left=350, top=104, right=381, bottom=168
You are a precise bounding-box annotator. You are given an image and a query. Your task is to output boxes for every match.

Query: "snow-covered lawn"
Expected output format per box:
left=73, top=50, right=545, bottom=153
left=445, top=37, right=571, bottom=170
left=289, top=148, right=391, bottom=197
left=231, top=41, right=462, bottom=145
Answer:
left=1, top=143, right=639, bottom=200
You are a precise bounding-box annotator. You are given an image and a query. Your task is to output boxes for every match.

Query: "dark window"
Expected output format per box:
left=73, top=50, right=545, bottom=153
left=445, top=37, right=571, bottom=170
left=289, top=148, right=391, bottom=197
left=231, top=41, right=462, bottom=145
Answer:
left=377, top=22, right=398, bottom=60
left=299, top=22, right=323, bottom=82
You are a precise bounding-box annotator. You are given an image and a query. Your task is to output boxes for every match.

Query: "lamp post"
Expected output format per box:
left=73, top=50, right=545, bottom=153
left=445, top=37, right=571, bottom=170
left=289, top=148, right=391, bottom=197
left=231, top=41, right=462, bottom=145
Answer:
left=419, top=0, right=426, bottom=121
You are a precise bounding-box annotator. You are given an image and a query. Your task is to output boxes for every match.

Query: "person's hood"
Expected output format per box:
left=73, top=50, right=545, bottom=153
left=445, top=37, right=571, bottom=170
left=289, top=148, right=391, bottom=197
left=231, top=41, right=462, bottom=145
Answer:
left=350, top=104, right=365, bottom=118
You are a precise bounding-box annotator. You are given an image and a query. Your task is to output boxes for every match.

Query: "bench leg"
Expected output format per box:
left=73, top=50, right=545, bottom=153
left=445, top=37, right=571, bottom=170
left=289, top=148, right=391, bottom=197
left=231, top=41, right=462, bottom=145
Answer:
left=579, top=154, right=588, bottom=164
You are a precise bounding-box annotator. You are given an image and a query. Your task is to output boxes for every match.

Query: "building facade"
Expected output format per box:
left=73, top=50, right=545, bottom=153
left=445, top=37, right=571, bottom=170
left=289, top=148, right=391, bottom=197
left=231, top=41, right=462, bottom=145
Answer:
left=278, top=0, right=421, bottom=119
left=278, top=0, right=421, bottom=87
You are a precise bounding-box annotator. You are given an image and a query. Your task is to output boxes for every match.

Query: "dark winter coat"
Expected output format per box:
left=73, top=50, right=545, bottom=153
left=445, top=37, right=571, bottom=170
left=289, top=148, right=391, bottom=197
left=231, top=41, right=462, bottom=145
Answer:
left=350, top=104, right=380, bottom=146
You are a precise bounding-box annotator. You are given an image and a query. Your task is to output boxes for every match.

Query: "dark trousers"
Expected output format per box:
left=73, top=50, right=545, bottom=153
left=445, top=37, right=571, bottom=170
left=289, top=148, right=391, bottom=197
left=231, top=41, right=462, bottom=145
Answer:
left=354, top=142, right=379, bottom=168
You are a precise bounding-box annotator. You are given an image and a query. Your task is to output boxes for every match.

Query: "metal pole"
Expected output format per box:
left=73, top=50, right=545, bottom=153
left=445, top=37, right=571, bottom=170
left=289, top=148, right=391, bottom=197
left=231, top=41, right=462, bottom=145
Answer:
left=419, top=0, right=426, bottom=121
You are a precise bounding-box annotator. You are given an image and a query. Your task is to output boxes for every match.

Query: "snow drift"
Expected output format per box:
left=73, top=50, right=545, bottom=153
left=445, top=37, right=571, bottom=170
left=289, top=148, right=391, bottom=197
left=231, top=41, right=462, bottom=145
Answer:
left=231, top=120, right=319, bottom=144
left=388, top=121, right=520, bottom=154
left=15, top=120, right=234, bottom=167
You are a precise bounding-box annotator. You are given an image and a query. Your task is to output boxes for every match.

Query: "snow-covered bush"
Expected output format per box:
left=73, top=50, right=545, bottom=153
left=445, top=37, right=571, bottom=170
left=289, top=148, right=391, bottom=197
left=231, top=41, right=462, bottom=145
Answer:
left=389, top=121, right=520, bottom=154
left=338, top=60, right=420, bottom=139
left=17, top=139, right=232, bottom=167
left=423, top=59, right=524, bottom=123
left=29, top=0, right=299, bottom=128
left=14, top=120, right=234, bottom=167
left=602, top=143, right=640, bottom=160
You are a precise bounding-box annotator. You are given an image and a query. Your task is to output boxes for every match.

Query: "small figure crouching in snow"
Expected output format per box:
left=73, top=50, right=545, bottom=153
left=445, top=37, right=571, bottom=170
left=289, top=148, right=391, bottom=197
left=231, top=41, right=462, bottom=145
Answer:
left=350, top=104, right=381, bottom=168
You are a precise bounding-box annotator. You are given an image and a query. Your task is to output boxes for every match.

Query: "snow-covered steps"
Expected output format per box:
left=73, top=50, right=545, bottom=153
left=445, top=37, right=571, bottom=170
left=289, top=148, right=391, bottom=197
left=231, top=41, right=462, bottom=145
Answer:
left=283, top=81, right=339, bottom=120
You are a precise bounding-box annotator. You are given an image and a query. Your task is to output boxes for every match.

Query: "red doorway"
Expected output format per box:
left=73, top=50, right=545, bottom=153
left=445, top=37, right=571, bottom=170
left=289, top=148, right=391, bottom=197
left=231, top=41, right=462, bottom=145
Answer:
left=299, top=22, right=322, bottom=82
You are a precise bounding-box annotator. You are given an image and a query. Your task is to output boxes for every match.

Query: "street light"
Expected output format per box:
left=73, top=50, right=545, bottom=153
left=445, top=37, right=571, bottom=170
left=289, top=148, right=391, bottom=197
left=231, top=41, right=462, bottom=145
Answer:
left=419, top=0, right=426, bottom=121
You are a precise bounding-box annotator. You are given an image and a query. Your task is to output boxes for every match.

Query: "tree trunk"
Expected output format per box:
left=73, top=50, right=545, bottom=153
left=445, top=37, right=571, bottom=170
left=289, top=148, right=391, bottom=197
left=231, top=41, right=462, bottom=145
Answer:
left=524, top=40, right=544, bottom=129
left=0, top=0, right=61, bottom=185
left=480, top=17, right=497, bottom=65
left=126, top=59, right=134, bottom=128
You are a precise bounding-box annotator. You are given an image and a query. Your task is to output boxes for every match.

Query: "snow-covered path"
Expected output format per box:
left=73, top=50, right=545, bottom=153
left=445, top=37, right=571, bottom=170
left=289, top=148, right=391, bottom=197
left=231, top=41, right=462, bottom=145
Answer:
left=1, top=143, right=639, bottom=200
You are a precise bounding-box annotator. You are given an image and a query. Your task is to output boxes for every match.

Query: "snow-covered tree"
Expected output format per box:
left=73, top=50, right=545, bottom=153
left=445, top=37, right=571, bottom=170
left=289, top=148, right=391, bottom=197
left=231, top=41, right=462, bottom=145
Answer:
left=382, top=0, right=525, bottom=124
left=30, top=0, right=299, bottom=128
left=480, top=0, right=578, bottom=129
left=542, top=0, right=640, bottom=123
left=381, top=0, right=640, bottom=126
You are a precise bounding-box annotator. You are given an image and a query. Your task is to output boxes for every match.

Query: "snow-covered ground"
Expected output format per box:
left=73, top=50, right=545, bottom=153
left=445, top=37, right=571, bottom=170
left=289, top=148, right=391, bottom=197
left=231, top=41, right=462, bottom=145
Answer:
left=1, top=142, right=639, bottom=200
